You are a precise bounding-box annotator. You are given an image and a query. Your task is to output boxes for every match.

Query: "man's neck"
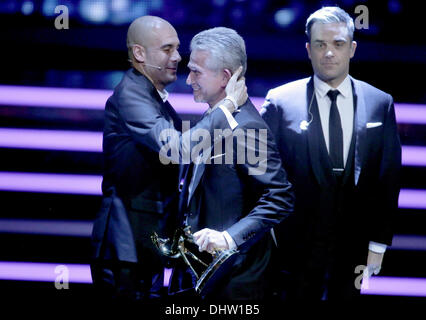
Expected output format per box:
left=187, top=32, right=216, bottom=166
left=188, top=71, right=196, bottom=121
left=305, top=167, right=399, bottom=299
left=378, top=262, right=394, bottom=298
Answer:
left=316, top=72, right=349, bottom=89
left=208, top=93, right=227, bottom=110
left=133, top=63, right=164, bottom=91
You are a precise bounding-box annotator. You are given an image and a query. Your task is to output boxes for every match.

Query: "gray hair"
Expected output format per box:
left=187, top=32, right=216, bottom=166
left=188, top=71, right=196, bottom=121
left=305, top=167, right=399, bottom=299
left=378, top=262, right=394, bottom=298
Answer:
left=305, top=6, right=355, bottom=41
left=190, top=27, right=247, bottom=77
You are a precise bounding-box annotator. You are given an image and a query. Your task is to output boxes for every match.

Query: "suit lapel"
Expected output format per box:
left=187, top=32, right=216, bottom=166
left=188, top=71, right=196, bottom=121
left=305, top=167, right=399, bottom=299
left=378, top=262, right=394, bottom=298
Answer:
left=187, top=145, right=213, bottom=206
left=306, top=78, right=335, bottom=186
left=351, top=78, right=367, bottom=186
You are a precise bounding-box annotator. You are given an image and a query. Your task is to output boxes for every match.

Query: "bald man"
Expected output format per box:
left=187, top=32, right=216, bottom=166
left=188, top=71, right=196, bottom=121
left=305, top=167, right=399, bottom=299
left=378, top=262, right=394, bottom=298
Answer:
left=90, top=16, right=247, bottom=301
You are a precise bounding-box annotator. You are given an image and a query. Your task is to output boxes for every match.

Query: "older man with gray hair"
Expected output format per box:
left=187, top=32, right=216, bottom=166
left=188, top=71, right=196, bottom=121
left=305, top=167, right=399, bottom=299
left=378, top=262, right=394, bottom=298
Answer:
left=171, top=27, right=294, bottom=300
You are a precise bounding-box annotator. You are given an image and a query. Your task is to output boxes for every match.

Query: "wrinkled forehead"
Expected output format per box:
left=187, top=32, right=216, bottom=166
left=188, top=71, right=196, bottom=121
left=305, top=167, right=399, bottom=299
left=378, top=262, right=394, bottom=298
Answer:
left=310, top=22, right=351, bottom=41
left=188, top=50, right=213, bottom=69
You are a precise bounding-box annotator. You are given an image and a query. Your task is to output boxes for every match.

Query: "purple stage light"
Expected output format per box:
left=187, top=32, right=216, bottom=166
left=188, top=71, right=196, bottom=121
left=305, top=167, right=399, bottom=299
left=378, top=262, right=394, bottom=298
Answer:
left=0, top=172, right=102, bottom=195
left=2, top=218, right=425, bottom=252
left=0, top=260, right=425, bottom=297
left=1, top=128, right=426, bottom=168
left=163, top=268, right=172, bottom=287
left=0, top=172, right=425, bottom=209
left=0, top=219, right=93, bottom=237
left=0, top=85, right=111, bottom=110
left=395, top=103, right=426, bottom=125
left=0, top=85, right=425, bottom=123
left=361, top=276, right=426, bottom=297
left=0, top=128, right=102, bottom=152
left=401, top=146, right=426, bottom=167
left=390, top=235, right=426, bottom=251
left=0, top=261, right=92, bottom=283
left=398, top=189, right=426, bottom=209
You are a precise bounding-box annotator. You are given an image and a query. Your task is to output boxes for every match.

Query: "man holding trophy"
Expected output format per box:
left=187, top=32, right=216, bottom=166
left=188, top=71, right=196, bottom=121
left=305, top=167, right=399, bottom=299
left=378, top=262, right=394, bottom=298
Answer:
left=161, top=27, right=294, bottom=300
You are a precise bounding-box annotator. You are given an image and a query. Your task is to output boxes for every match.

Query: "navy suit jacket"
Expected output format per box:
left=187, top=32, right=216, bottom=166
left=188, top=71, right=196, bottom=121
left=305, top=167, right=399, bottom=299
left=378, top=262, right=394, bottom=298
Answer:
left=91, top=68, right=232, bottom=263
left=176, top=99, right=294, bottom=298
left=261, top=76, right=401, bottom=264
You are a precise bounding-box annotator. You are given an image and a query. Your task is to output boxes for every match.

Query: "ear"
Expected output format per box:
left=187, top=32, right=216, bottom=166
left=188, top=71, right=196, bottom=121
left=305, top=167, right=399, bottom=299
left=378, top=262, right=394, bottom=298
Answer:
left=350, top=41, right=357, bottom=59
left=221, top=68, right=232, bottom=87
left=132, top=44, right=145, bottom=63
left=305, top=42, right=312, bottom=59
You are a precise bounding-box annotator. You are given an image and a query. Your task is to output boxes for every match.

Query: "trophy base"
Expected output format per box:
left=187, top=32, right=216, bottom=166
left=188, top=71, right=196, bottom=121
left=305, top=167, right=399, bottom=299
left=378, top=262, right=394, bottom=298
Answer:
left=195, top=248, right=239, bottom=297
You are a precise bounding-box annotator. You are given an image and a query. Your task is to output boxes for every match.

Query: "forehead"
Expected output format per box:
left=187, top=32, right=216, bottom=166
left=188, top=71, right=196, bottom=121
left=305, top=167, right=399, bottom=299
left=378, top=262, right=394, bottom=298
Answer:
left=311, top=22, right=350, bottom=41
left=150, top=24, right=180, bottom=48
left=188, top=50, right=211, bottom=69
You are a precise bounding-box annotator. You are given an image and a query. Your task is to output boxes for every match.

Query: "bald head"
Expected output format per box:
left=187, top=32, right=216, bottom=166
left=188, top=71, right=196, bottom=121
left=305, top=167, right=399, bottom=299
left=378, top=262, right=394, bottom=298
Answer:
left=127, top=16, right=175, bottom=59
left=126, top=16, right=181, bottom=91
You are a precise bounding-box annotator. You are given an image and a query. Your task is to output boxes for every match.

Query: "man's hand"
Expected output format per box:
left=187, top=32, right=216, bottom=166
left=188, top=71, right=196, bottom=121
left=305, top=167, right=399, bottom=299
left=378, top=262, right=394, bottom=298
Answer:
left=224, top=66, right=248, bottom=112
left=193, top=228, right=229, bottom=253
left=366, top=250, right=384, bottom=276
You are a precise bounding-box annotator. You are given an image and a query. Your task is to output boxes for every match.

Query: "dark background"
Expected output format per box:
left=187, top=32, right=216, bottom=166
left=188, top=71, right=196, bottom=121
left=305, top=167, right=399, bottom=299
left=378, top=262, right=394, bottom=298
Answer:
left=0, top=0, right=425, bottom=304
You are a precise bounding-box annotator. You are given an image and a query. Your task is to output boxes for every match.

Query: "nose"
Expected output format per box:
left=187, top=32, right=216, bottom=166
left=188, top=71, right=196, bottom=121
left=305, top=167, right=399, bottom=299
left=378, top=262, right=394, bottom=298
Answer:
left=186, top=73, right=192, bottom=85
left=325, top=49, right=334, bottom=58
left=172, top=49, right=181, bottom=63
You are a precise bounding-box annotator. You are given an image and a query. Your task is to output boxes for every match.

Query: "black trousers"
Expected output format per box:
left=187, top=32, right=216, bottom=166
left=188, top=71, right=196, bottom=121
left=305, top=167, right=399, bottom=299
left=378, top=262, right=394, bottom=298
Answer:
left=91, top=209, right=168, bottom=301
left=286, top=239, right=366, bottom=301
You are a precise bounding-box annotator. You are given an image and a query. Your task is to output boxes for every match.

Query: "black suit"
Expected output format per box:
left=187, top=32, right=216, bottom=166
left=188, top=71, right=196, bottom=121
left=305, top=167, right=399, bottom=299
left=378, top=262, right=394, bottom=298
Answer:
left=91, top=68, right=232, bottom=299
left=173, top=99, right=294, bottom=300
left=261, top=76, right=401, bottom=299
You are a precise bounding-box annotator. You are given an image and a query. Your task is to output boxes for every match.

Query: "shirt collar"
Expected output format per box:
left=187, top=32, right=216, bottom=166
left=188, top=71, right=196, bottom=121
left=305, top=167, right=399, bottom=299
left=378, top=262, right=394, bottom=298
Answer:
left=206, top=99, right=225, bottom=115
left=157, top=89, right=169, bottom=103
left=313, top=74, right=352, bottom=99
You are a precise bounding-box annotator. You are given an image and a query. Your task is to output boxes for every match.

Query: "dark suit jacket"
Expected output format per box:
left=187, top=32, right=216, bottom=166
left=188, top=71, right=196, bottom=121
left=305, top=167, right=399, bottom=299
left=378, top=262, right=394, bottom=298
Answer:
left=91, top=68, right=232, bottom=263
left=261, top=76, right=401, bottom=270
left=177, top=99, right=294, bottom=299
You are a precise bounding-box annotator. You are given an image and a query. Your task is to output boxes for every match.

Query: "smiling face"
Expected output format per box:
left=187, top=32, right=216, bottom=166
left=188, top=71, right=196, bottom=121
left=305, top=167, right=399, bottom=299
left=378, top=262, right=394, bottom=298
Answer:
left=186, top=50, right=229, bottom=108
left=140, top=23, right=181, bottom=91
left=306, top=22, right=356, bottom=88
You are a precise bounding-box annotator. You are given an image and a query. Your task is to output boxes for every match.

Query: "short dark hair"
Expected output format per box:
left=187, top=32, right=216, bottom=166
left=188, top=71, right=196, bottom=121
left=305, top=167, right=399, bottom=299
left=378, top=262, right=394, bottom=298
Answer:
left=305, top=6, right=355, bottom=41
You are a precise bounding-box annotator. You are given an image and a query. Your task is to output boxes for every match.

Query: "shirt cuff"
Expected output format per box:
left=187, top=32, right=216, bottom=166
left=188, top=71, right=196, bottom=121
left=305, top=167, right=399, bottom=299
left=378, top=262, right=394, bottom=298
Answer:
left=369, top=241, right=387, bottom=254
left=219, top=104, right=238, bottom=130
left=222, top=231, right=237, bottom=250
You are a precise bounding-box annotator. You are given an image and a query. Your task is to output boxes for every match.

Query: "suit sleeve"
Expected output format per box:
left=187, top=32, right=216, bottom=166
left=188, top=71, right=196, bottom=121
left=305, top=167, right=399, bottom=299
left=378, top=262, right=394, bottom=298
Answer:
left=115, top=80, right=230, bottom=164
left=371, top=95, right=401, bottom=245
left=225, top=121, right=294, bottom=248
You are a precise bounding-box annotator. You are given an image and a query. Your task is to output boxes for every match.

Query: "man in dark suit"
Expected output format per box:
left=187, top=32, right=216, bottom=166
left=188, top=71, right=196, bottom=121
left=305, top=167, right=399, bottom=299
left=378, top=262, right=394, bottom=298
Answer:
left=90, top=16, right=247, bottom=301
left=261, top=7, right=401, bottom=300
left=172, top=27, right=294, bottom=300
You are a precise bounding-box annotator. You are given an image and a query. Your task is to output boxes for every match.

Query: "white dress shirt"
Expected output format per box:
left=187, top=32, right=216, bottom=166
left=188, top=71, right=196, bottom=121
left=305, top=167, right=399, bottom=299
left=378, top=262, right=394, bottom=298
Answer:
left=314, top=75, right=354, bottom=167
left=157, top=89, right=169, bottom=103
left=313, top=75, right=386, bottom=254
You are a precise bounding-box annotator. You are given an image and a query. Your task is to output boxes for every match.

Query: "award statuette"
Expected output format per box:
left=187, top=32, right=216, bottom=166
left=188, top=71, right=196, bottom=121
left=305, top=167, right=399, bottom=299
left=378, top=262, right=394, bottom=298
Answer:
left=152, top=226, right=238, bottom=297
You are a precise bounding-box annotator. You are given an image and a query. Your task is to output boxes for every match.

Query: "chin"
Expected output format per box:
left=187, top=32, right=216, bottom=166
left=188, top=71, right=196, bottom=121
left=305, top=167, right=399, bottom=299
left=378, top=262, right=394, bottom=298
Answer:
left=193, top=95, right=203, bottom=103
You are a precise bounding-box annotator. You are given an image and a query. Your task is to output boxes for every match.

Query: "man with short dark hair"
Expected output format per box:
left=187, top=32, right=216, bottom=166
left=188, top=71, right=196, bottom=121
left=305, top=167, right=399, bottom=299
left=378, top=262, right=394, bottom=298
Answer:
left=261, top=7, right=401, bottom=300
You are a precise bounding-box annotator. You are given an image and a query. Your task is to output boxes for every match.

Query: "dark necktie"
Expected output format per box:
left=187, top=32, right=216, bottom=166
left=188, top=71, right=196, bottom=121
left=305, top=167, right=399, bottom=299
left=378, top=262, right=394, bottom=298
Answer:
left=163, top=100, right=182, bottom=132
left=327, top=90, right=344, bottom=171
